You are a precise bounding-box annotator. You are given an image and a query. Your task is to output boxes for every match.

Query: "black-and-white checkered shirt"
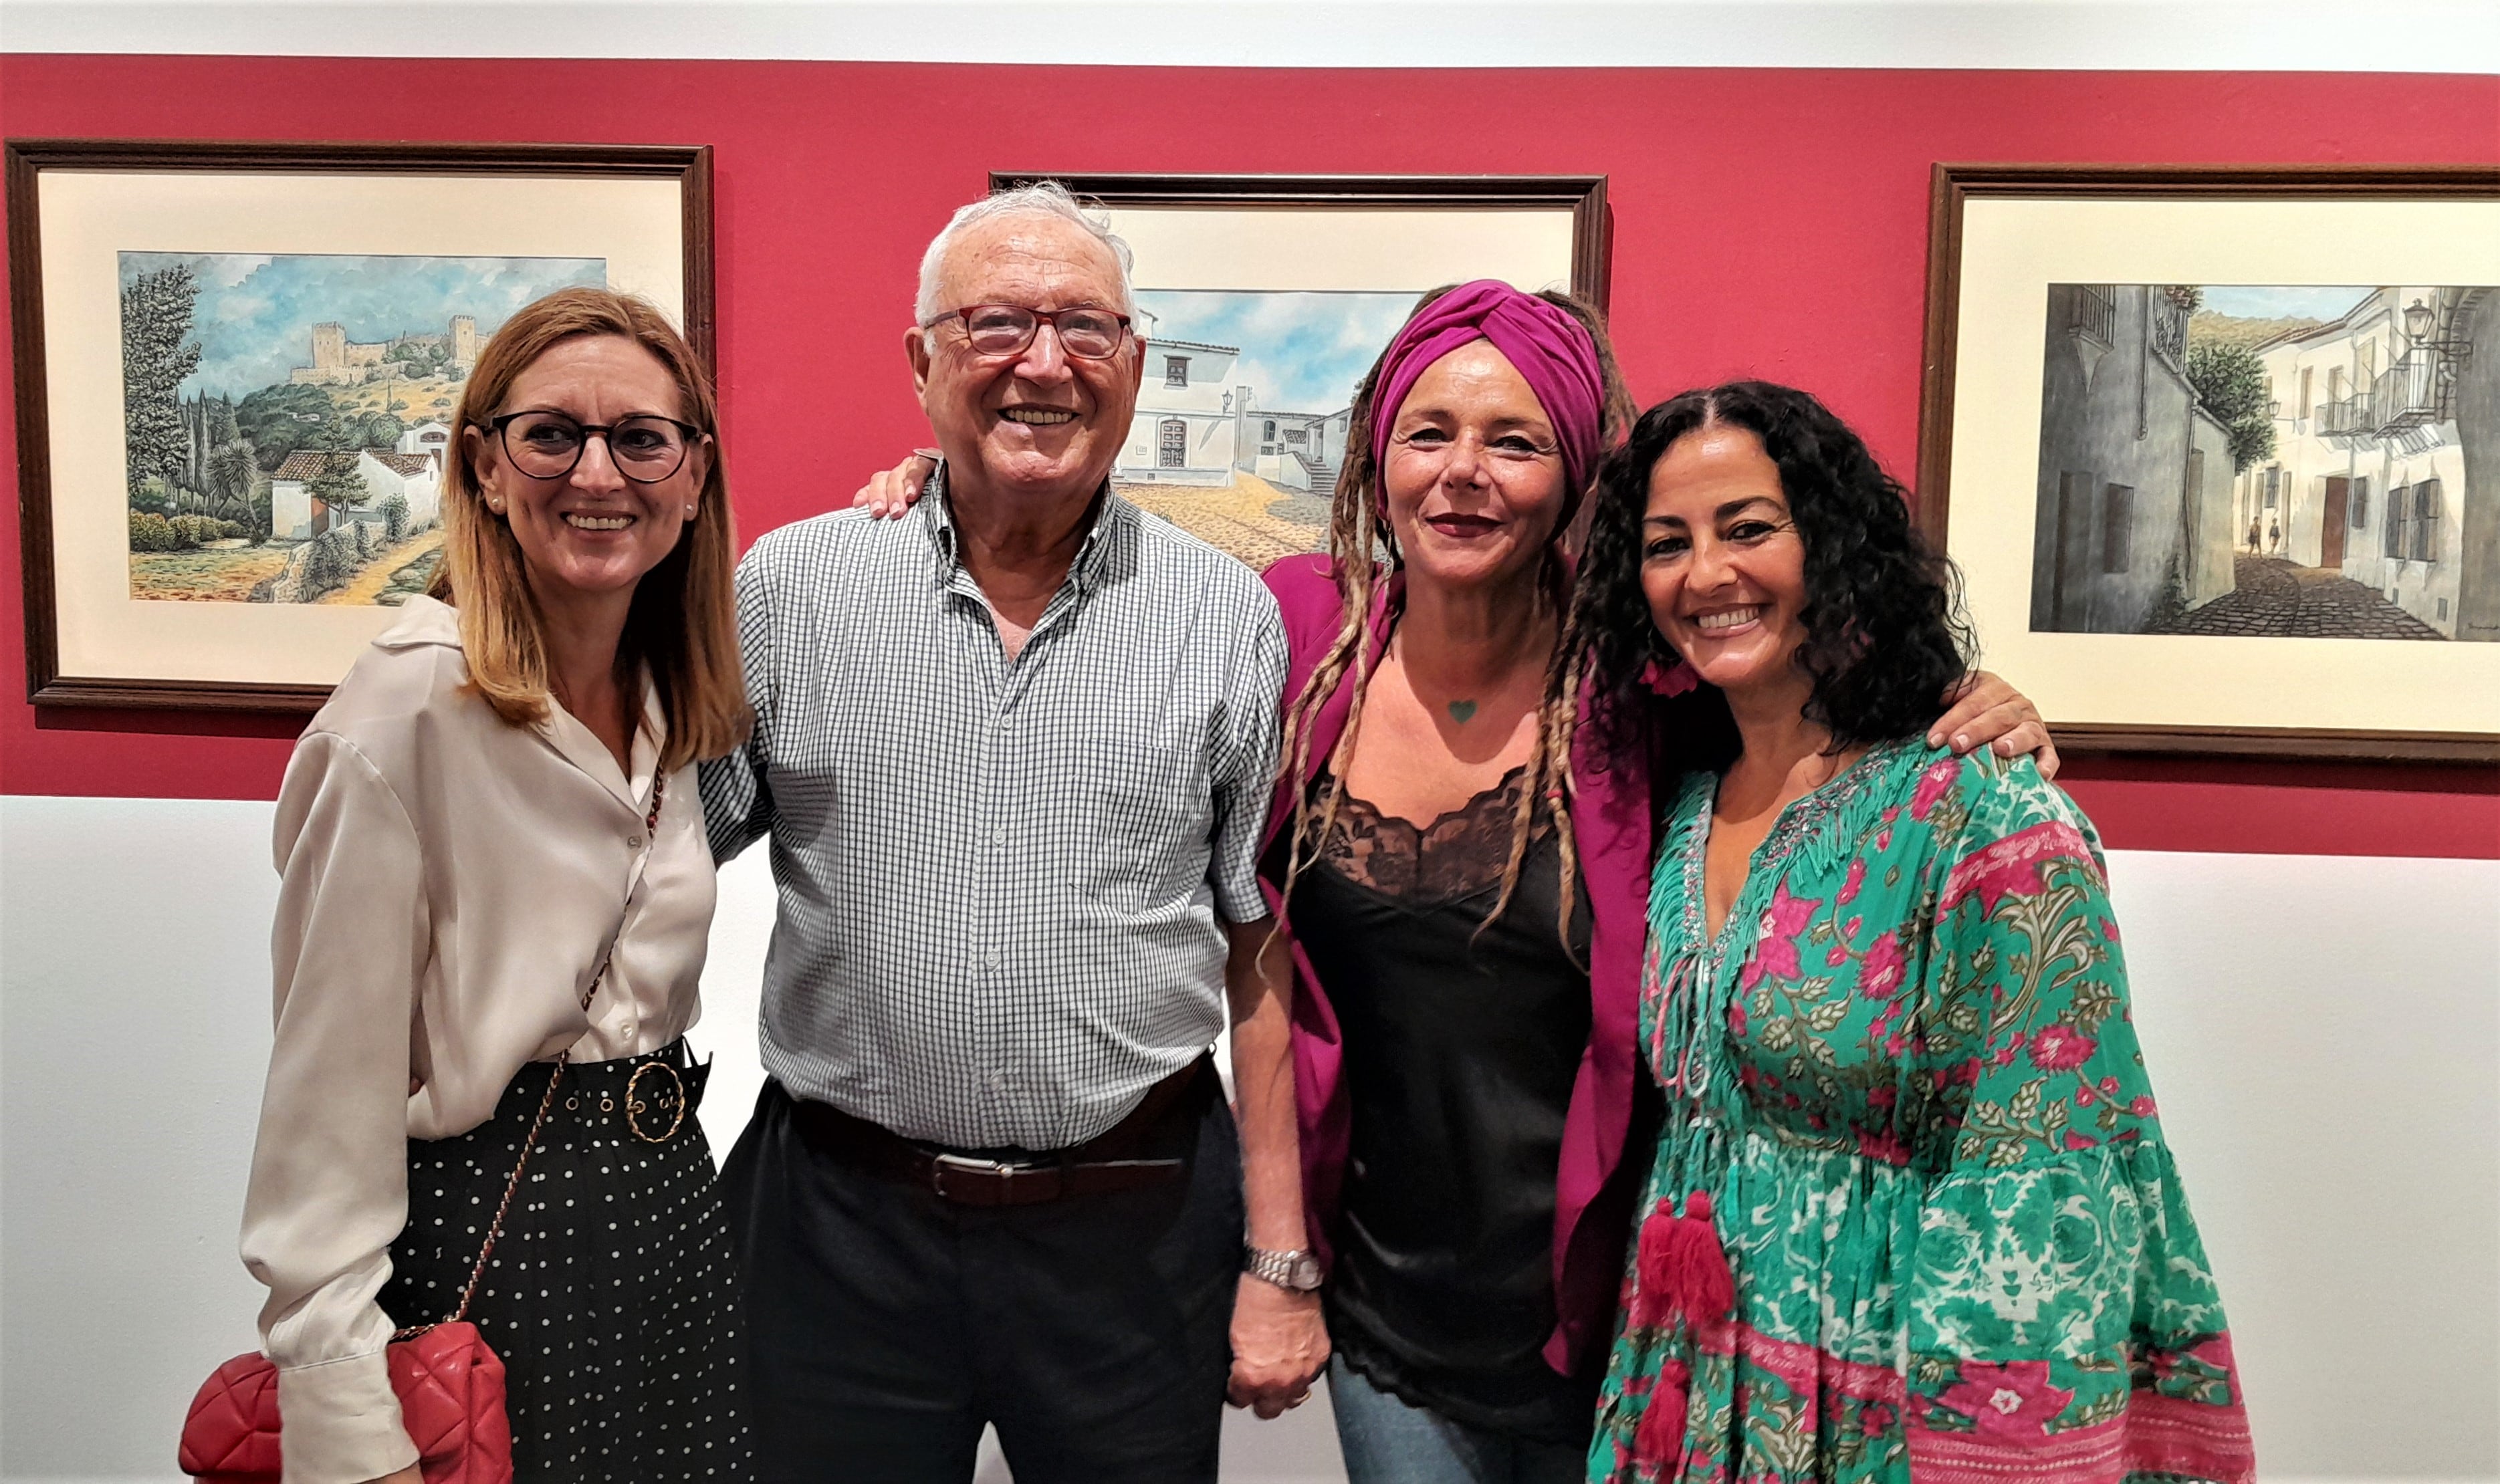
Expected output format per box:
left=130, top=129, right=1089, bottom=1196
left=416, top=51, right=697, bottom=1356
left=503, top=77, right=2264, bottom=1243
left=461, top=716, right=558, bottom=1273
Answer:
left=701, top=469, right=1287, bottom=1149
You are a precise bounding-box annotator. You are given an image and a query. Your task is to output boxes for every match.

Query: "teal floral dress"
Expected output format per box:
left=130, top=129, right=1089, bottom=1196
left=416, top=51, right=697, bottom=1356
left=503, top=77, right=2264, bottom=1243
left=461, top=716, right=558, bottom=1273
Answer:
left=1587, top=741, right=2255, bottom=1484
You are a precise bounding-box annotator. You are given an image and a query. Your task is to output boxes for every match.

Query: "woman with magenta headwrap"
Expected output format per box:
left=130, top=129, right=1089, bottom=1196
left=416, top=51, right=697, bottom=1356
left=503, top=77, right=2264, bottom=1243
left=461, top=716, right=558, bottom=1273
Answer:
left=1250, top=281, right=1643, bottom=1480
left=848, top=280, right=2047, bottom=1482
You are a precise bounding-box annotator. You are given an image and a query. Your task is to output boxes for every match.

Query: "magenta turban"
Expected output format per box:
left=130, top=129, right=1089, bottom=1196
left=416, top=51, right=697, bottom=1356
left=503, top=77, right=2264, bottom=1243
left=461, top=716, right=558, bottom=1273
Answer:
left=1368, top=279, right=1606, bottom=518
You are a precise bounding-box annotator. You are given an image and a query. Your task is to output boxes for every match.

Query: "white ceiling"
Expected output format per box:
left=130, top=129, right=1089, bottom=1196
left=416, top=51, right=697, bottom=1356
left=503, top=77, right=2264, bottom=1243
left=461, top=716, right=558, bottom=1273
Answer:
left=2, top=0, right=2496, bottom=72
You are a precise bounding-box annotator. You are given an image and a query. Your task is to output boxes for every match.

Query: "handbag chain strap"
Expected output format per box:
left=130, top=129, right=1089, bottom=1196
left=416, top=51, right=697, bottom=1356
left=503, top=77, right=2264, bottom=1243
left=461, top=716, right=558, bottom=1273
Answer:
left=396, top=769, right=667, bottom=1339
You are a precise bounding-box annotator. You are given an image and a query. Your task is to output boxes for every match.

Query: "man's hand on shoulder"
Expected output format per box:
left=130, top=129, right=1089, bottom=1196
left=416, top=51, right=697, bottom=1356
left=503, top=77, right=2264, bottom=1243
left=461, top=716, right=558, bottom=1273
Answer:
left=1227, top=1273, right=1329, bottom=1420
left=849, top=450, right=938, bottom=519
left=1928, top=670, right=2059, bottom=779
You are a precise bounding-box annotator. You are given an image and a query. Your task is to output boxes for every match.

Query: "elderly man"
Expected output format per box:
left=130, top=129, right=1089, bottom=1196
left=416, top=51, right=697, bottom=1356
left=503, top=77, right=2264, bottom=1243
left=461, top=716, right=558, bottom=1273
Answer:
left=702, top=183, right=1323, bottom=1481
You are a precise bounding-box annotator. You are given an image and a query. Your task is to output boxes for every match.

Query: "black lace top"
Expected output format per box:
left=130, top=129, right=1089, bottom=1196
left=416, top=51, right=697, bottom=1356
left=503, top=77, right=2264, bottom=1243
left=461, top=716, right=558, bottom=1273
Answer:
left=1287, top=765, right=1597, bottom=1442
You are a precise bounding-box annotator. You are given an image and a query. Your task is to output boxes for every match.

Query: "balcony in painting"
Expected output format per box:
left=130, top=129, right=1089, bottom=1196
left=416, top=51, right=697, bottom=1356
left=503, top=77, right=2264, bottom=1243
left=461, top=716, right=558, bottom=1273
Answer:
left=2315, top=394, right=2367, bottom=443
left=2065, top=284, right=2118, bottom=349
left=2369, top=354, right=2441, bottom=435
left=2150, top=292, right=2189, bottom=368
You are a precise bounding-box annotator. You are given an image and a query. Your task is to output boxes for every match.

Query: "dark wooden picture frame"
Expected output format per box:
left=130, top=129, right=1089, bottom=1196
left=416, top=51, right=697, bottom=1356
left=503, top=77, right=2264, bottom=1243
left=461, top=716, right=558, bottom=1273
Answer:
left=1917, top=162, right=2500, bottom=763
left=6, top=138, right=714, bottom=713
left=991, top=172, right=1611, bottom=310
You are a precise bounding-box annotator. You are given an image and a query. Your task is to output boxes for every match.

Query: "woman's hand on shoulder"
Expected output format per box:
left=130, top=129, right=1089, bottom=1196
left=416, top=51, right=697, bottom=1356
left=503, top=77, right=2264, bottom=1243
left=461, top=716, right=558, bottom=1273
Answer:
left=848, top=450, right=938, bottom=519
left=1928, top=670, right=2057, bottom=779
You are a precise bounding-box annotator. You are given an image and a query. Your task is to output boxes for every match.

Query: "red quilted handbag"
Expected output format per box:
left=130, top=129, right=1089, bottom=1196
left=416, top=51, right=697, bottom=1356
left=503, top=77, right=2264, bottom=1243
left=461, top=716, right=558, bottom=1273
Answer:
left=175, top=1057, right=552, bottom=1484
left=180, top=776, right=664, bottom=1481
left=178, top=1322, right=511, bottom=1484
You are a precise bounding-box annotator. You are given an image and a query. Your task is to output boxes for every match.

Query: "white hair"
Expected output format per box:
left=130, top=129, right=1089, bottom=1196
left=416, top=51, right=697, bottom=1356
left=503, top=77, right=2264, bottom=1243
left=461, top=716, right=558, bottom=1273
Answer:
left=913, top=180, right=1137, bottom=325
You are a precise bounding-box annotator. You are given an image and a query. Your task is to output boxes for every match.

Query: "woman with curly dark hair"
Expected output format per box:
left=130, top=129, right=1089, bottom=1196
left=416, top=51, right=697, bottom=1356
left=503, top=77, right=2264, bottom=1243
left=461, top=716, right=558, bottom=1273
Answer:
left=1567, top=382, right=2254, bottom=1484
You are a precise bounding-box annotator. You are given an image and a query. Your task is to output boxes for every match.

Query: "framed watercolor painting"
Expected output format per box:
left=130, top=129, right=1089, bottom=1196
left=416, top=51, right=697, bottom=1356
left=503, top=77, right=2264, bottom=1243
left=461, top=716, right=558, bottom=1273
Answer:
left=7, top=138, right=713, bottom=711
left=989, top=172, right=1607, bottom=570
left=1917, top=162, right=2500, bottom=763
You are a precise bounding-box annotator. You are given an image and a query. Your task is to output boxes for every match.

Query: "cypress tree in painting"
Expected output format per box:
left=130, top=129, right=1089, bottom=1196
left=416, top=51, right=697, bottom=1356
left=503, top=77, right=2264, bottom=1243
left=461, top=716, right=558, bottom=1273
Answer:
left=120, top=263, right=203, bottom=495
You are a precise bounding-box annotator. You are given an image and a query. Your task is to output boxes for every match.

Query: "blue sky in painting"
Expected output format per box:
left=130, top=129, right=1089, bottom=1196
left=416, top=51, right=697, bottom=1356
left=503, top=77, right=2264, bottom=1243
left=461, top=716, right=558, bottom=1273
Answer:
left=119, top=252, right=606, bottom=398
left=2198, top=285, right=2373, bottom=321
left=1135, top=289, right=1419, bottom=415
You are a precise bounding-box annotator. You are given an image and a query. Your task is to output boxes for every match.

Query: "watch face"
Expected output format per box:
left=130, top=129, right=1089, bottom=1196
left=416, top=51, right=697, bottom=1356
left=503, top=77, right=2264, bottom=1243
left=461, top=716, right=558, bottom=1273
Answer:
left=1249, top=1248, right=1324, bottom=1291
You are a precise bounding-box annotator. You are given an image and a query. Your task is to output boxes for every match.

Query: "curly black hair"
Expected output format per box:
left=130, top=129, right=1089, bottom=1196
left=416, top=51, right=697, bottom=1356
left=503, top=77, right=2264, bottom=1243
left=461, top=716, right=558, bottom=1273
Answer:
left=1563, top=380, right=1972, bottom=776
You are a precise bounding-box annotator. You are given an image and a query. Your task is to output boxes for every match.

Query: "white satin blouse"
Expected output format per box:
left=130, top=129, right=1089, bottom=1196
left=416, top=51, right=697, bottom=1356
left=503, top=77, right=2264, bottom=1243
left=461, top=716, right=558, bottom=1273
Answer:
left=237, top=595, right=715, bottom=1483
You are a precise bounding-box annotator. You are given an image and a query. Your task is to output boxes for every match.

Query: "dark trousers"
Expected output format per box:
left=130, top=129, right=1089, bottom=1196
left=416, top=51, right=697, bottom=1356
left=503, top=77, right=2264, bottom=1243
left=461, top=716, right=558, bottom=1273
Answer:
left=720, top=1078, right=1244, bottom=1483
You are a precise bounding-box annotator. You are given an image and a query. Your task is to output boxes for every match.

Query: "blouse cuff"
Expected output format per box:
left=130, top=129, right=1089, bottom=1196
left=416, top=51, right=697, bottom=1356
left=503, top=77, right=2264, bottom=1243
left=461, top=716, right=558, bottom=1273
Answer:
left=274, top=1349, right=417, bottom=1484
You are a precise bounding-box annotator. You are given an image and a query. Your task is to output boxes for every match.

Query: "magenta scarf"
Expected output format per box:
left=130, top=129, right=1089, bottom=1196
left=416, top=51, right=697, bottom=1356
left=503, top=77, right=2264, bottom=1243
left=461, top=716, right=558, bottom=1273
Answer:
left=1368, top=279, right=1605, bottom=518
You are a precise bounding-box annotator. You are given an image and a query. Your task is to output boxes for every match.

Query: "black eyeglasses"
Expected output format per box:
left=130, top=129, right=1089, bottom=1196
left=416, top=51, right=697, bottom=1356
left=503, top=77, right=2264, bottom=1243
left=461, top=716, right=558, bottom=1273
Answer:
left=927, top=304, right=1133, bottom=360
left=489, top=410, right=703, bottom=483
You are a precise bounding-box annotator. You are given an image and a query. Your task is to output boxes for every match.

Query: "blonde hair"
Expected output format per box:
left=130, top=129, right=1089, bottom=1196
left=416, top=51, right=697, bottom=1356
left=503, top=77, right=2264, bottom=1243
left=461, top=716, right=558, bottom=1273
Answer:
left=1272, top=287, right=1633, bottom=949
left=431, top=286, right=749, bottom=771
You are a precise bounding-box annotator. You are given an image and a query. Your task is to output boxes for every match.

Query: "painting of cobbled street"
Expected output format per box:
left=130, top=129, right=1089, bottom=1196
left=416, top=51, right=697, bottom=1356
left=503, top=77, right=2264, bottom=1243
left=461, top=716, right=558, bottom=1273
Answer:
left=2031, top=284, right=2498, bottom=641
left=1117, top=289, right=1420, bottom=567
left=117, top=252, right=604, bottom=605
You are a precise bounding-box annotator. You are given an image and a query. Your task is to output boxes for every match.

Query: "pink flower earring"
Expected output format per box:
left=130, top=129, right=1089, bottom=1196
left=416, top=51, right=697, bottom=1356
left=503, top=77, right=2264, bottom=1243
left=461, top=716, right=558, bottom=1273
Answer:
left=1642, top=657, right=1700, bottom=698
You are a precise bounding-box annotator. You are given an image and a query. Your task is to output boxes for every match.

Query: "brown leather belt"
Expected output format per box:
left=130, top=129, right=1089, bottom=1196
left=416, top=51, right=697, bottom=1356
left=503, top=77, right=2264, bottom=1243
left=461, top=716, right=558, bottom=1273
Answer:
left=790, top=1054, right=1214, bottom=1207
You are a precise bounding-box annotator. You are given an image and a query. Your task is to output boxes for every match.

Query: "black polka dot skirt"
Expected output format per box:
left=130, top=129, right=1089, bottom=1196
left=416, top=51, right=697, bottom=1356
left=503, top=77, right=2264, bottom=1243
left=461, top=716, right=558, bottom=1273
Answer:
left=381, top=1039, right=751, bottom=1480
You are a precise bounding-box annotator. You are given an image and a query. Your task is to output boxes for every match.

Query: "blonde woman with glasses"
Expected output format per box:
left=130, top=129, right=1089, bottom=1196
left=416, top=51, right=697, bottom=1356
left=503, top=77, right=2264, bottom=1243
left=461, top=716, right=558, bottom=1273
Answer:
left=235, top=287, right=752, bottom=1483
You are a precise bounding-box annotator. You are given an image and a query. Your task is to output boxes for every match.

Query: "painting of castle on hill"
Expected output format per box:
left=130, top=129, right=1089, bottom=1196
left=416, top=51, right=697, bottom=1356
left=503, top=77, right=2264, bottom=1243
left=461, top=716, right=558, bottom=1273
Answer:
left=2032, top=284, right=2497, bottom=642
left=116, top=252, right=604, bottom=604
left=1111, top=287, right=1420, bottom=567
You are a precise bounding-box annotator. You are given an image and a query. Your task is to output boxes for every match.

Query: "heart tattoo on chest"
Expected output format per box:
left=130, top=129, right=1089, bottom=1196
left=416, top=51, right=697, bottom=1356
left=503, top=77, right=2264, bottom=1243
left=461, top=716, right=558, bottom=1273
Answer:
left=1447, top=700, right=1478, bottom=724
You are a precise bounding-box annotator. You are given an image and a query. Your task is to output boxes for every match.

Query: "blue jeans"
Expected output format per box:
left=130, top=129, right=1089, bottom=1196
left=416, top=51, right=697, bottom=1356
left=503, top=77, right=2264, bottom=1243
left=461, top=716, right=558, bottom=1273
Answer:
left=1328, top=1356, right=1587, bottom=1484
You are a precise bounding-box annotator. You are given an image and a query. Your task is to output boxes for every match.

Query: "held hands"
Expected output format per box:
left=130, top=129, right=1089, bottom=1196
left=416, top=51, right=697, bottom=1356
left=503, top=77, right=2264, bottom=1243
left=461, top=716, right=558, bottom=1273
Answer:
left=1928, top=671, right=2059, bottom=779
left=1227, top=1273, right=1329, bottom=1420
left=850, top=450, right=939, bottom=519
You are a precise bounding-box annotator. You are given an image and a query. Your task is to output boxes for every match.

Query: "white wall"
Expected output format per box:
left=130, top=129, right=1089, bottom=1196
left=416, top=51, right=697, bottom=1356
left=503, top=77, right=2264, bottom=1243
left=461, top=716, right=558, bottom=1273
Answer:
left=4, top=0, right=2497, bottom=72
left=2, top=793, right=2494, bottom=1483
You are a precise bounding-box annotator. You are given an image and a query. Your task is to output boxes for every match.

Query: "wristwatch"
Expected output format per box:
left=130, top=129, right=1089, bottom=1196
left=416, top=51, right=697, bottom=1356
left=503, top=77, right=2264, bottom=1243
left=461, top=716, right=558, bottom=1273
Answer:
left=1244, top=1245, right=1324, bottom=1293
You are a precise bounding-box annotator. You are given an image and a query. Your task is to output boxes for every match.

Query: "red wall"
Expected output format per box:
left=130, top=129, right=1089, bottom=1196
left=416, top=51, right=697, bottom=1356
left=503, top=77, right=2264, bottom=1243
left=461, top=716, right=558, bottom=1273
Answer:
left=4, top=57, right=2495, bottom=856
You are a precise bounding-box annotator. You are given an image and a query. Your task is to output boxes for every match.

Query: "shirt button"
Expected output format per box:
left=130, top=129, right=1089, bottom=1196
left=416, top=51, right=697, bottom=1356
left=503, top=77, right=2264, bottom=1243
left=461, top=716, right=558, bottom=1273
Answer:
left=984, top=953, right=1002, bottom=970
left=992, top=827, right=1008, bottom=846
left=627, top=834, right=645, bottom=848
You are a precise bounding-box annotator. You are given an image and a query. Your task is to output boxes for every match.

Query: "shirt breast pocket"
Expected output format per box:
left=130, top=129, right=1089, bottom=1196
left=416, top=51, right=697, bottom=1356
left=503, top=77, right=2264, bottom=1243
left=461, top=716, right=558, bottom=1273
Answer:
left=1072, top=736, right=1208, bottom=914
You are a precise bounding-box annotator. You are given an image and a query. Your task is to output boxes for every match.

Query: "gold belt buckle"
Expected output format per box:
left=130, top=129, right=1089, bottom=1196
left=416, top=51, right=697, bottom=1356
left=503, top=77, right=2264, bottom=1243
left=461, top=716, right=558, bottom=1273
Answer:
left=624, top=1060, right=687, bottom=1144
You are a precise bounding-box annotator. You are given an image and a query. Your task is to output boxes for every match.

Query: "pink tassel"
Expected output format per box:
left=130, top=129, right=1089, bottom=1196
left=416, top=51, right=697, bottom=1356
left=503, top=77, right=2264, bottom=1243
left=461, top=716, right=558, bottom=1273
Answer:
left=1633, top=1361, right=1691, bottom=1465
left=1631, top=1207, right=1680, bottom=1328
left=1635, top=1191, right=1734, bottom=1328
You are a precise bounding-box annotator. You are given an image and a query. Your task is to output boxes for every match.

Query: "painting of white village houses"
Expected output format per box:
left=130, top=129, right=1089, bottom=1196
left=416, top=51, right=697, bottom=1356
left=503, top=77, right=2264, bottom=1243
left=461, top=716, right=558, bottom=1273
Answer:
left=1111, top=289, right=1417, bottom=567
left=117, top=251, right=603, bottom=605
left=2032, top=283, right=2496, bottom=641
